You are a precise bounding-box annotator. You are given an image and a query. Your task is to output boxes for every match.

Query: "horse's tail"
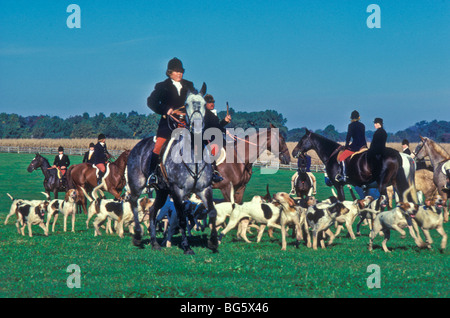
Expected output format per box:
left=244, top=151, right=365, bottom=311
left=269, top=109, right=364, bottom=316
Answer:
left=66, top=165, right=76, bottom=190
left=396, top=152, right=418, bottom=204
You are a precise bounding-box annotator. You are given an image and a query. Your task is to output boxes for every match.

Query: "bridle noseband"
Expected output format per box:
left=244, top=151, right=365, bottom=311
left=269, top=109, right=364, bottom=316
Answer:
left=412, top=140, right=425, bottom=157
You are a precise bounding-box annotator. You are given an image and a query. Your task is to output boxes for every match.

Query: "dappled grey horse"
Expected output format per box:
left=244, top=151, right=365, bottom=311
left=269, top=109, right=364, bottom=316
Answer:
left=126, top=84, right=219, bottom=254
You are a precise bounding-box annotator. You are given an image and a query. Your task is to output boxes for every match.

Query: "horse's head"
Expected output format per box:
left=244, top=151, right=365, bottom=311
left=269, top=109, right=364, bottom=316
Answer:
left=27, top=153, right=43, bottom=172
left=297, top=153, right=308, bottom=173
left=185, top=82, right=207, bottom=135
left=413, top=136, right=428, bottom=160
left=267, top=124, right=291, bottom=165
left=292, top=129, right=313, bottom=158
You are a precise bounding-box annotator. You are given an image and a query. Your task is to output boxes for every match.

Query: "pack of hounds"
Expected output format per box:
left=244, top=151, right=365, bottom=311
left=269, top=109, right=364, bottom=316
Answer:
left=4, top=182, right=448, bottom=253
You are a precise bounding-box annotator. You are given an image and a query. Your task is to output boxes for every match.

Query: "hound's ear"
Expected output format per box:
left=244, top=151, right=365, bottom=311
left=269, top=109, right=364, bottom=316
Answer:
left=399, top=202, right=410, bottom=210
left=357, top=200, right=364, bottom=209
left=199, top=82, right=207, bottom=96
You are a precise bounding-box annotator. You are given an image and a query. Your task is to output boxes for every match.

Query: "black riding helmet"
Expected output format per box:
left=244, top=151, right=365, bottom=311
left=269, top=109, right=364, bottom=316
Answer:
left=350, top=110, right=360, bottom=120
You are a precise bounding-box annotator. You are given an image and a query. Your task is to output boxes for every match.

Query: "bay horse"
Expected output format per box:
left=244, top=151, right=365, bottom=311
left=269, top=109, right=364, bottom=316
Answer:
left=414, top=136, right=449, bottom=222
left=213, top=124, right=291, bottom=204
left=292, top=129, right=416, bottom=209
left=66, top=150, right=130, bottom=214
left=127, top=84, right=219, bottom=254
left=27, top=153, right=66, bottom=199
left=294, top=153, right=312, bottom=198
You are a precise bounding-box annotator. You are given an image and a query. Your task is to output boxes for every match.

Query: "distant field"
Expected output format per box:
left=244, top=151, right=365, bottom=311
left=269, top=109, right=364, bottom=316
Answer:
left=0, top=138, right=140, bottom=151
left=0, top=153, right=449, bottom=298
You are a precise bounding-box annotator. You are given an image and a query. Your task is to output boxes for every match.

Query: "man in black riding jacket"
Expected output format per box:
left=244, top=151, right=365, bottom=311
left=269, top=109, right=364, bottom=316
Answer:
left=368, top=117, right=387, bottom=179
left=52, top=146, right=70, bottom=188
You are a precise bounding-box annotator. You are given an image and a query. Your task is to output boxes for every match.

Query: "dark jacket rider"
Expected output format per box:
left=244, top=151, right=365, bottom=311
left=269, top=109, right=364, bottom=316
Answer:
left=146, top=58, right=224, bottom=187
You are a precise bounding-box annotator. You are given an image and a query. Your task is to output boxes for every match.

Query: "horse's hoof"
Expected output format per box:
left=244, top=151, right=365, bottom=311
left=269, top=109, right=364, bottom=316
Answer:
left=133, top=239, right=143, bottom=248
left=208, top=238, right=219, bottom=250
left=151, top=243, right=161, bottom=251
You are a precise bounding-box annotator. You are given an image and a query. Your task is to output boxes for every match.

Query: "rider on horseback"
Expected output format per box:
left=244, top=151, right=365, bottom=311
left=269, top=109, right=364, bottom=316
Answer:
left=93, top=134, right=111, bottom=185
left=335, top=110, right=367, bottom=183
left=146, top=58, right=224, bottom=187
left=368, top=117, right=387, bottom=179
left=204, top=93, right=231, bottom=179
left=52, top=146, right=70, bottom=188
left=83, top=142, right=96, bottom=163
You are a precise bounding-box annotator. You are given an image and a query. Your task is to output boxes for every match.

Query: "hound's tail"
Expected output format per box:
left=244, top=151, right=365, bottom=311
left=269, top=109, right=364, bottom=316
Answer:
left=80, top=187, right=93, bottom=202
left=41, top=192, right=50, bottom=200
left=6, top=193, right=14, bottom=201
left=331, top=188, right=337, bottom=197
left=230, top=182, right=235, bottom=207
left=91, top=183, right=105, bottom=201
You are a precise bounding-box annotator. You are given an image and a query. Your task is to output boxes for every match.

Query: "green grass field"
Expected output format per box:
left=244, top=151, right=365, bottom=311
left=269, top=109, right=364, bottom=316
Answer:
left=0, top=153, right=449, bottom=298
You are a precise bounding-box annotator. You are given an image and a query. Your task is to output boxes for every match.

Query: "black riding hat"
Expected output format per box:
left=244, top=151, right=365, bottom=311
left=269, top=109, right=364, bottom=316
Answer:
left=374, top=118, right=383, bottom=125
left=350, top=110, right=360, bottom=120
left=98, top=133, right=106, bottom=140
left=58, top=146, right=64, bottom=152
left=402, top=139, right=409, bottom=146
left=89, top=143, right=95, bottom=148
left=204, top=94, right=215, bottom=103
left=167, top=57, right=185, bottom=73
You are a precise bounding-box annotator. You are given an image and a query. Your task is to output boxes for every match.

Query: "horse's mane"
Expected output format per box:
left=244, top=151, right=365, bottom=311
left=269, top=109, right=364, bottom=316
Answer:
left=311, top=131, right=340, bottom=149
left=37, top=153, right=50, bottom=166
left=426, top=138, right=450, bottom=160
left=111, top=150, right=130, bottom=167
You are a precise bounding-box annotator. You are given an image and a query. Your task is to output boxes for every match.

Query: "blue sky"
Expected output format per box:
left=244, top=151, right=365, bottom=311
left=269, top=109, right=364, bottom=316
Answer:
left=0, top=0, right=448, bottom=132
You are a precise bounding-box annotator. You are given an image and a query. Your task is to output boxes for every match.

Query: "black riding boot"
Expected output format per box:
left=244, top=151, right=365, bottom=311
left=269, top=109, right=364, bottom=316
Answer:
left=97, top=171, right=104, bottom=185
left=335, top=161, right=347, bottom=183
left=61, top=176, right=67, bottom=189
left=147, top=153, right=160, bottom=187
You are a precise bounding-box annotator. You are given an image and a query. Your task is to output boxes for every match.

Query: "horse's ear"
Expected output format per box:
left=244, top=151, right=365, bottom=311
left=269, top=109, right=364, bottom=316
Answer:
left=199, top=82, right=207, bottom=96
left=304, top=128, right=311, bottom=136
left=269, top=123, right=276, bottom=129
left=420, top=136, right=425, bottom=141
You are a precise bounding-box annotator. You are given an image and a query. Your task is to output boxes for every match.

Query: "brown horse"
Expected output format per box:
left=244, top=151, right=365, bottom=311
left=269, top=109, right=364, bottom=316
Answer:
left=414, top=137, right=450, bottom=222
left=213, top=124, right=291, bottom=204
left=67, top=150, right=131, bottom=214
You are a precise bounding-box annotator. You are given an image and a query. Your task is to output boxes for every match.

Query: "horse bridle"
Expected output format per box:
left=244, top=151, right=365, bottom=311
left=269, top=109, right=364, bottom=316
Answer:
left=28, top=156, right=42, bottom=171
left=412, top=139, right=425, bottom=157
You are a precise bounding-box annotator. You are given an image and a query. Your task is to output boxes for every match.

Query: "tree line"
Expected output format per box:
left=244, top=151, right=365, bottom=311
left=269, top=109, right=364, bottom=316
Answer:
left=1, top=110, right=449, bottom=143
